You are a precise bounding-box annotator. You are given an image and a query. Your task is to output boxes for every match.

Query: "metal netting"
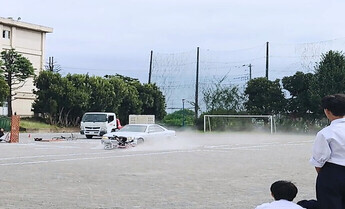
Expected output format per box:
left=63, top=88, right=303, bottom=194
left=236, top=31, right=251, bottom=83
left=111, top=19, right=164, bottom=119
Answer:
left=151, top=38, right=345, bottom=114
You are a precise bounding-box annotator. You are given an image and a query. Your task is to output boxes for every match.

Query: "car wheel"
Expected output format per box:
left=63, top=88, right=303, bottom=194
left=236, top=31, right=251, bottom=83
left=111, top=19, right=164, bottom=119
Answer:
left=137, top=138, right=144, bottom=144
left=86, top=135, right=93, bottom=139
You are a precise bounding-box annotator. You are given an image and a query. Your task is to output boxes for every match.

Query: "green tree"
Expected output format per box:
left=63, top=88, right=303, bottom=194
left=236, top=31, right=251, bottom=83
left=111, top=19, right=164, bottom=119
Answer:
left=59, top=74, right=91, bottom=125
left=86, top=76, right=116, bottom=112
left=0, top=78, right=9, bottom=105
left=315, top=50, right=345, bottom=95
left=107, top=74, right=166, bottom=123
left=0, top=60, right=9, bottom=104
left=282, top=71, right=317, bottom=118
left=33, top=71, right=66, bottom=124
left=1, top=49, right=35, bottom=116
left=244, top=77, right=286, bottom=114
left=33, top=72, right=90, bottom=126
left=34, top=72, right=167, bottom=126
left=107, top=76, right=127, bottom=113
left=194, top=81, right=244, bottom=131
left=64, top=74, right=91, bottom=123
left=313, top=50, right=345, bottom=116
left=117, top=83, right=142, bottom=124
left=163, top=109, right=194, bottom=127
left=106, top=75, right=142, bottom=123
left=137, top=83, right=166, bottom=120
left=203, top=81, right=243, bottom=112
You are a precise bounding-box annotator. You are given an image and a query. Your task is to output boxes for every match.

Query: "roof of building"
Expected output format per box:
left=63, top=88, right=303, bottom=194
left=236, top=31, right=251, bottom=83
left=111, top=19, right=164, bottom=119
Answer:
left=0, top=17, right=53, bottom=33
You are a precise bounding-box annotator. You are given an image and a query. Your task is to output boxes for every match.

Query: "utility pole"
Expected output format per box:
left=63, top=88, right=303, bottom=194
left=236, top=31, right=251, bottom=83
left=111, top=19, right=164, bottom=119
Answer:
left=182, top=99, right=185, bottom=127
left=266, top=42, right=269, bottom=79
left=148, top=50, right=153, bottom=84
left=48, top=56, right=54, bottom=71
left=243, top=64, right=252, bottom=81
left=195, top=47, right=200, bottom=121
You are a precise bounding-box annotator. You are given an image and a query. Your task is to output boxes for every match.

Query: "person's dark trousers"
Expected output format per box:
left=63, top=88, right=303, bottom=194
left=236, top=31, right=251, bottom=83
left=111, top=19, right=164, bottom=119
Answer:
left=316, top=162, right=345, bottom=209
left=297, top=199, right=319, bottom=209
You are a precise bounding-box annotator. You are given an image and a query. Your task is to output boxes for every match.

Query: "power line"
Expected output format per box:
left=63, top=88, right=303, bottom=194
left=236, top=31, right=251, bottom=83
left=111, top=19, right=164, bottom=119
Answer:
left=270, top=37, right=345, bottom=46
left=60, top=66, right=145, bottom=73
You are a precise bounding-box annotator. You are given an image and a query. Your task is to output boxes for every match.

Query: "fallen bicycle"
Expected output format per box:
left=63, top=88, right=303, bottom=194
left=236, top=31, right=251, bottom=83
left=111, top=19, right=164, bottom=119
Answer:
left=34, top=133, right=77, bottom=142
left=101, top=136, right=138, bottom=150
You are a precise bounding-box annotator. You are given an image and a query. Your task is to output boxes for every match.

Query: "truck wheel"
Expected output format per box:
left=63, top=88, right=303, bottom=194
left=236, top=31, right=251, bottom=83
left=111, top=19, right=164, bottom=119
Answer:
left=86, top=135, right=93, bottom=139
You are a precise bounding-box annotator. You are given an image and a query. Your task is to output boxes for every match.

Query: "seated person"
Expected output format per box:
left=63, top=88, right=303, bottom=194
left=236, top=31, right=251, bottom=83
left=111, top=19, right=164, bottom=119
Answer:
left=0, top=128, right=4, bottom=138
left=255, top=180, right=304, bottom=209
left=0, top=128, right=4, bottom=141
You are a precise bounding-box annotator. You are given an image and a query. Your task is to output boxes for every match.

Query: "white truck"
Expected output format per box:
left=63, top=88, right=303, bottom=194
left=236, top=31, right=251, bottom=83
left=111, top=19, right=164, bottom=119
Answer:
left=80, top=112, right=121, bottom=139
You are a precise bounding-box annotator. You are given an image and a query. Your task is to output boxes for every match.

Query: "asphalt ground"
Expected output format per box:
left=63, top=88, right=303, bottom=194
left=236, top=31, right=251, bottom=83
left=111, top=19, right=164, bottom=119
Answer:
left=0, top=132, right=317, bottom=209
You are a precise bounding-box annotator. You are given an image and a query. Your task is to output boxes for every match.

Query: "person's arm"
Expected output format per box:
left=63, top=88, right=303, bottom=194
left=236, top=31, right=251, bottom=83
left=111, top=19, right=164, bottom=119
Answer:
left=310, top=132, right=330, bottom=170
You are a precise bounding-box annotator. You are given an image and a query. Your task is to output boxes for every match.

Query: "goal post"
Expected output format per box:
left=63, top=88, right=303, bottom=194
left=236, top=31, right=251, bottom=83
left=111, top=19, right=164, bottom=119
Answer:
left=203, top=114, right=276, bottom=134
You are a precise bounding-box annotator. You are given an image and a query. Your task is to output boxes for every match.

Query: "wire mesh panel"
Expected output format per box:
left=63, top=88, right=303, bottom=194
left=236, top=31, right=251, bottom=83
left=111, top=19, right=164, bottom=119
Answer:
left=151, top=39, right=345, bottom=114
left=204, top=114, right=275, bottom=134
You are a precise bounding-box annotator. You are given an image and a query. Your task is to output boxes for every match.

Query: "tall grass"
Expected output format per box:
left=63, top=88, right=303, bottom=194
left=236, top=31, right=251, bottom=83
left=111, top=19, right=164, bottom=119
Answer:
left=20, top=118, right=56, bottom=130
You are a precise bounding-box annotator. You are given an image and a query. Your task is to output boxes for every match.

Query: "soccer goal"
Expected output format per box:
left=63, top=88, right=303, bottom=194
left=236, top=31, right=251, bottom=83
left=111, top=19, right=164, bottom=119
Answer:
left=203, top=114, right=276, bottom=134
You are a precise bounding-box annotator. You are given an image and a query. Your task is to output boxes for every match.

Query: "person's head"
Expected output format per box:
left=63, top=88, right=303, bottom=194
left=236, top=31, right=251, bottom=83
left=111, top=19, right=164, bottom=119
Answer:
left=321, top=94, right=345, bottom=120
left=270, top=180, right=298, bottom=201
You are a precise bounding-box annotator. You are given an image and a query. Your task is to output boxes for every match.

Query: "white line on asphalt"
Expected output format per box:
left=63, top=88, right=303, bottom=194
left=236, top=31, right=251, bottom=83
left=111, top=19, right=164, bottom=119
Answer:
left=0, top=151, right=112, bottom=161
left=203, top=141, right=312, bottom=150
left=0, top=150, right=204, bottom=166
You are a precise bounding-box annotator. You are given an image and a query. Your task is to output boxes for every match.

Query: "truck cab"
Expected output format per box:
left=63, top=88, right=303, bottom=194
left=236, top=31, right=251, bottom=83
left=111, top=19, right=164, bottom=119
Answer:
left=80, top=112, right=119, bottom=139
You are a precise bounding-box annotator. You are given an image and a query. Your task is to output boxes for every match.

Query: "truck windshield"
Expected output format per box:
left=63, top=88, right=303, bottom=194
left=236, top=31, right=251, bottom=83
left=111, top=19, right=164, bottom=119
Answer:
left=82, top=114, right=107, bottom=122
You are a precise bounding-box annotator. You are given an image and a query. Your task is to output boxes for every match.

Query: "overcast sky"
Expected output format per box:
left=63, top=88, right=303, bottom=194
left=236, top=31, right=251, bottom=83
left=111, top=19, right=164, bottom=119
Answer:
left=1, top=0, right=345, bottom=82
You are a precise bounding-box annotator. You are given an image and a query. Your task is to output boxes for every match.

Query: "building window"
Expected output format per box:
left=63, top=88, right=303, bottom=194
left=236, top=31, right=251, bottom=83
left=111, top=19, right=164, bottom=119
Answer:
left=2, top=30, right=10, bottom=39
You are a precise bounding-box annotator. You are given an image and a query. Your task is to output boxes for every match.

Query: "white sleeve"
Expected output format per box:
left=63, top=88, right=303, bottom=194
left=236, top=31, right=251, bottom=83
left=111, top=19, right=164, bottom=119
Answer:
left=310, top=132, right=331, bottom=167
left=255, top=203, right=269, bottom=209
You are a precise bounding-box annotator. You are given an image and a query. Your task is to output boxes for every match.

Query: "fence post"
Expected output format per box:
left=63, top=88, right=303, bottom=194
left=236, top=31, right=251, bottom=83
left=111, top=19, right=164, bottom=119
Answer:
left=10, top=115, right=20, bottom=143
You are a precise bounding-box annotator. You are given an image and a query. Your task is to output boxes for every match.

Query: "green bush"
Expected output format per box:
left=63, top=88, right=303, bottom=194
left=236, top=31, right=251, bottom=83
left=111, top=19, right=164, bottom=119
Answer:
left=163, top=109, right=194, bottom=127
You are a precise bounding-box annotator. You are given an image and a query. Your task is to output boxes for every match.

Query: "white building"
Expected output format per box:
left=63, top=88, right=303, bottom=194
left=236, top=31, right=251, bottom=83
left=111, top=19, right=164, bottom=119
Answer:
left=0, top=17, right=53, bottom=116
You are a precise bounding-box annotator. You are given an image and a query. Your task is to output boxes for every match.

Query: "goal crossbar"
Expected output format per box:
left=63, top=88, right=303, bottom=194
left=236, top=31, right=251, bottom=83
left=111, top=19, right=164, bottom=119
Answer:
left=203, top=114, right=276, bottom=133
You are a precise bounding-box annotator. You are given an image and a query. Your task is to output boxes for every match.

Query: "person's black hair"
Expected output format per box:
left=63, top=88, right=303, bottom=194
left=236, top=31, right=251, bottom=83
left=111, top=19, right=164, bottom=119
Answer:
left=321, top=94, right=345, bottom=116
left=270, top=180, right=298, bottom=201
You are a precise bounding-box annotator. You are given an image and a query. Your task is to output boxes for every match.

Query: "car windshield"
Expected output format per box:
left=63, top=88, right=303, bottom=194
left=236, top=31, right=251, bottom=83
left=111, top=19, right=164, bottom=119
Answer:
left=82, top=114, right=107, bottom=122
left=119, top=125, right=147, bottom=132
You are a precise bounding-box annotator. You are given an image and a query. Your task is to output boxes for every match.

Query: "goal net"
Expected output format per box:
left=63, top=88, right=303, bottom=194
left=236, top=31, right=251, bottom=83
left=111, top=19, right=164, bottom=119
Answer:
left=203, top=115, right=276, bottom=133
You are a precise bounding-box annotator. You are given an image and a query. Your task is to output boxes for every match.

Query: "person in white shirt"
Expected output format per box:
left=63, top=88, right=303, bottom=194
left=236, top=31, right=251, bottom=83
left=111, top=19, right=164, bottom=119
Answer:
left=310, top=93, right=345, bottom=209
left=255, top=180, right=304, bottom=209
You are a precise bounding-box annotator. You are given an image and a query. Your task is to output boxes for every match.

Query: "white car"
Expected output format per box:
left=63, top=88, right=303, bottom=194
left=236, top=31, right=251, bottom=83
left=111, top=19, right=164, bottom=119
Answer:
left=101, top=124, right=176, bottom=149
